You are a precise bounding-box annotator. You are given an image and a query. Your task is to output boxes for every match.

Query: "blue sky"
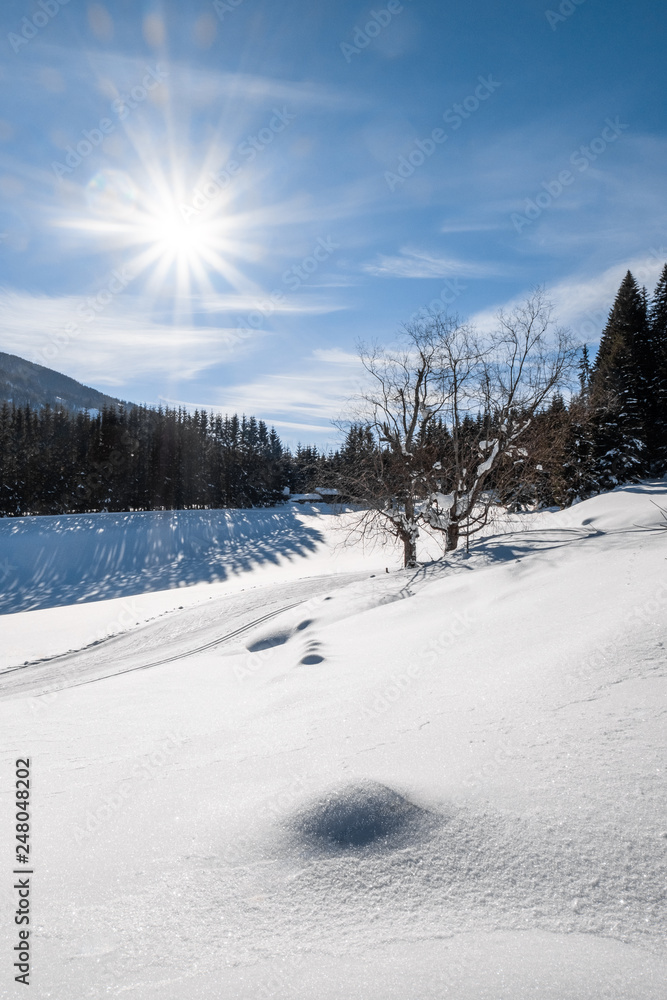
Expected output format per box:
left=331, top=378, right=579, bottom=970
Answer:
left=1, top=0, right=666, bottom=447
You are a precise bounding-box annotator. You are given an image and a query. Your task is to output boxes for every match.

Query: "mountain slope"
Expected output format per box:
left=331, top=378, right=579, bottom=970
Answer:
left=0, top=351, right=127, bottom=412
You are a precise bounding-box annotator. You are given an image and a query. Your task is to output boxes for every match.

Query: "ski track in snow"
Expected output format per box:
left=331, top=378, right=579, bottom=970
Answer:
left=0, top=573, right=368, bottom=697
left=1, top=484, right=666, bottom=998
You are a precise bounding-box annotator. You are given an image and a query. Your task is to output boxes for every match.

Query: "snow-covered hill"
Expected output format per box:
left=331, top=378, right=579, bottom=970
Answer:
left=1, top=483, right=666, bottom=998
left=0, top=351, right=126, bottom=413
left=0, top=504, right=396, bottom=616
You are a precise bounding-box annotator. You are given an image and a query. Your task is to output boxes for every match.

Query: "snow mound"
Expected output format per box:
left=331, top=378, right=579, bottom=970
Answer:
left=289, top=780, right=434, bottom=849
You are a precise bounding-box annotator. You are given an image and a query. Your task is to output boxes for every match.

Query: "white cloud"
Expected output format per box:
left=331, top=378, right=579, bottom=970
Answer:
left=172, top=350, right=366, bottom=439
left=0, top=280, right=352, bottom=388
left=549, top=253, right=666, bottom=341
left=439, top=222, right=501, bottom=234
left=0, top=288, right=263, bottom=386
left=467, top=252, right=667, bottom=343
left=195, top=292, right=347, bottom=317
left=364, top=247, right=503, bottom=279
left=28, top=43, right=362, bottom=112
left=312, top=348, right=360, bottom=365
left=177, top=68, right=367, bottom=112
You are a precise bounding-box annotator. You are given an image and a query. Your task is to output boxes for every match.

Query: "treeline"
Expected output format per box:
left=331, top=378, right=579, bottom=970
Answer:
left=312, top=265, right=667, bottom=512
left=518, top=264, right=667, bottom=506
left=0, top=405, right=318, bottom=516
left=1, top=265, right=665, bottom=518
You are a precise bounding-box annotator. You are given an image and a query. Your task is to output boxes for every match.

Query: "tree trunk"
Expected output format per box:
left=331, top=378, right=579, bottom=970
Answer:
left=402, top=495, right=418, bottom=568
left=446, top=520, right=460, bottom=552
left=403, top=532, right=418, bottom=568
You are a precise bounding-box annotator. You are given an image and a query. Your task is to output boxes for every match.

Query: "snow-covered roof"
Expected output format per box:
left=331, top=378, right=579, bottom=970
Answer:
left=289, top=493, right=324, bottom=502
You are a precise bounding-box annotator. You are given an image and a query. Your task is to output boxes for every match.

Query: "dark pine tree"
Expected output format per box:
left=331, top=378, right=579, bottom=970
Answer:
left=589, top=270, right=648, bottom=488
left=578, top=344, right=592, bottom=396
left=562, top=395, right=598, bottom=502
left=0, top=401, right=292, bottom=516
left=647, top=263, right=667, bottom=471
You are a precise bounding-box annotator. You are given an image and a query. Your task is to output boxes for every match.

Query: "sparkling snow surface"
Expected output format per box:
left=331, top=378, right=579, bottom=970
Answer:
left=1, top=485, right=666, bottom=998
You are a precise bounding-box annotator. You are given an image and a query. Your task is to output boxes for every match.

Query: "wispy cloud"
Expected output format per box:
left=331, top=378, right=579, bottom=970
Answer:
left=468, top=251, right=667, bottom=342
left=0, top=288, right=263, bottom=386
left=172, top=349, right=366, bottom=441
left=312, top=347, right=360, bottom=365
left=439, top=221, right=501, bottom=234
left=195, top=292, right=347, bottom=316
left=22, top=43, right=364, bottom=113
left=0, top=286, right=363, bottom=446
left=363, top=247, right=503, bottom=279
left=549, top=252, right=666, bottom=340
left=173, top=67, right=369, bottom=112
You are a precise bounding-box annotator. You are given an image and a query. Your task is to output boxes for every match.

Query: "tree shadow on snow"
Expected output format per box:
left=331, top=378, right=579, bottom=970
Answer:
left=0, top=508, right=324, bottom=614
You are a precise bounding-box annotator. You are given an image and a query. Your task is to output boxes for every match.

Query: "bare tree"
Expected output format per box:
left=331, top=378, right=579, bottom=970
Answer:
left=339, top=290, right=577, bottom=567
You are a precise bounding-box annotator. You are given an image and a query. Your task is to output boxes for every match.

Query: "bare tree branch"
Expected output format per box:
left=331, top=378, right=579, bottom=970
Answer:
left=335, top=292, right=577, bottom=566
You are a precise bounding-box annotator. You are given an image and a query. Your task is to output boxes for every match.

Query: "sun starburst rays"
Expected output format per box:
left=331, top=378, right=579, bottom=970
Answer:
left=53, top=136, right=266, bottom=317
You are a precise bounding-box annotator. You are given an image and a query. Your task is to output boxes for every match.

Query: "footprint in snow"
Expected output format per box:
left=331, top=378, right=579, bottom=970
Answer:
left=299, top=639, right=325, bottom=665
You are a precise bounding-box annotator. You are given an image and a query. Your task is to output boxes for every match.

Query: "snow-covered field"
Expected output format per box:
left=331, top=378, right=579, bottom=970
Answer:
left=0, top=504, right=399, bottom=668
left=1, top=485, right=666, bottom=998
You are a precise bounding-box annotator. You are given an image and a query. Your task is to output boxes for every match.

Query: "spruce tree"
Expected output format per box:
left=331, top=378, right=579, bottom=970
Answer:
left=562, top=395, right=598, bottom=502
left=589, top=271, right=648, bottom=487
left=648, top=264, right=667, bottom=471
left=578, top=344, right=592, bottom=396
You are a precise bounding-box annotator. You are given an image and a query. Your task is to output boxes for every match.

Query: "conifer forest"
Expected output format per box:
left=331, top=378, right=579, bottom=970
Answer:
left=1, top=265, right=666, bottom=518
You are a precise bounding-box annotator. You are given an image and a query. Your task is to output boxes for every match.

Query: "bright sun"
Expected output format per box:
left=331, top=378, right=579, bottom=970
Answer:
left=150, top=211, right=209, bottom=260
left=56, top=164, right=262, bottom=310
